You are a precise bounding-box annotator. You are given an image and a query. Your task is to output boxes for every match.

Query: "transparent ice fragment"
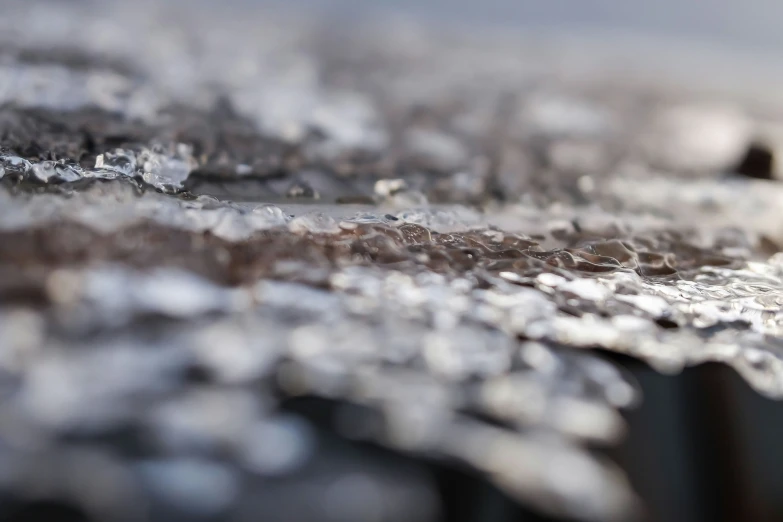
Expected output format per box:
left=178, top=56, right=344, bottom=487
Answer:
left=394, top=207, right=483, bottom=232
left=94, top=149, right=137, bottom=178
left=288, top=212, right=340, bottom=234
left=0, top=154, right=32, bottom=179
left=245, top=205, right=289, bottom=231
left=139, top=144, right=196, bottom=190
left=30, top=160, right=84, bottom=183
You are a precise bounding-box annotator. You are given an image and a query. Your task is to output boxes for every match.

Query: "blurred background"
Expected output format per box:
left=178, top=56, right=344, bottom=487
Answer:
left=262, top=0, right=783, bottom=48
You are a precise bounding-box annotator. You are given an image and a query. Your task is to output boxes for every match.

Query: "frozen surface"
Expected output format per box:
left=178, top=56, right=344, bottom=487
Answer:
left=1, top=1, right=783, bottom=521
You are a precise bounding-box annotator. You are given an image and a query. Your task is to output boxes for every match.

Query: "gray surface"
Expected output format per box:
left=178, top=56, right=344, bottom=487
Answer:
left=262, top=0, right=783, bottom=50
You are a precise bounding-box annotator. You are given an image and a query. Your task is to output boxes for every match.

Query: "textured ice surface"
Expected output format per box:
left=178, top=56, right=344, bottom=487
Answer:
left=1, top=1, right=783, bottom=521
left=0, top=147, right=197, bottom=191
left=0, top=182, right=781, bottom=519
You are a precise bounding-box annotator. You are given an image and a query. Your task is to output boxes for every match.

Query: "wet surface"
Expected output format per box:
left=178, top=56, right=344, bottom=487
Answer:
left=1, top=1, right=783, bottom=521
